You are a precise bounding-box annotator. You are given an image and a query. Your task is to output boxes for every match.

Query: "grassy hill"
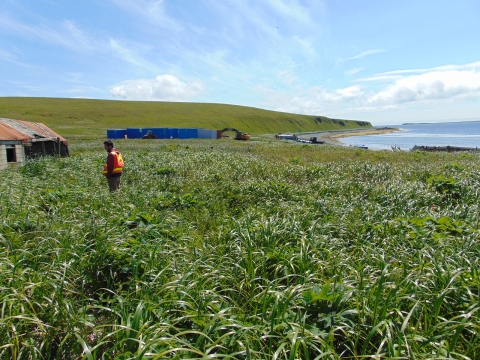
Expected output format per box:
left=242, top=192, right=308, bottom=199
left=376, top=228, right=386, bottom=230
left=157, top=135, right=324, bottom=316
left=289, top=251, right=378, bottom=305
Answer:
left=0, top=97, right=371, bottom=138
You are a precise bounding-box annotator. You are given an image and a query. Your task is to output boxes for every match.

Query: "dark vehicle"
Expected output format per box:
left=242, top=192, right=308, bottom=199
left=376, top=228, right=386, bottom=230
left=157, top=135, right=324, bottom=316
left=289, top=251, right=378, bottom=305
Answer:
left=353, top=144, right=368, bottom=149
left=143, top=130, right=158, bottom=139
left=309, top=137, right=325, bottom=144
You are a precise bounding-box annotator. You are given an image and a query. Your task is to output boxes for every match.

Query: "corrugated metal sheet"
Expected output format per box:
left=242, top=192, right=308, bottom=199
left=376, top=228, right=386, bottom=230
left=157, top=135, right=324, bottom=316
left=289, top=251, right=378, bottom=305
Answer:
left=107, top=129, right=127, bottom=139
left=179, top=128, right=198, bottom=139
left=0, top=121, right=26, bottom=141
left=0, top=118, right=67, bottom=144
left=107, top=127, right=222, bottom=140
left=167, top=128, right=179, bottom=139
left=198, top=129, right=217, bottom=139
left=126, top=128, right=143, bottom=139
left=152, top=128, right=167, bottom=139
left=197, top=129, right=208, bottom=139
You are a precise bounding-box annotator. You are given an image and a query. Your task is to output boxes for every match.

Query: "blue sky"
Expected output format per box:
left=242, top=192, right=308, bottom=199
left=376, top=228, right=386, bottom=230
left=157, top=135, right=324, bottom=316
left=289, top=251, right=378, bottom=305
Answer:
left=1, top=0, right=480, bottom=125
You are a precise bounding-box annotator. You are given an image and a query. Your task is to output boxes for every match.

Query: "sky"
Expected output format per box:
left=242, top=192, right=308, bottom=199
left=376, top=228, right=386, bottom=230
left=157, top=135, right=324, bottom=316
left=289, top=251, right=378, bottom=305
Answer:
left=1, top=0, right=480, bottom=126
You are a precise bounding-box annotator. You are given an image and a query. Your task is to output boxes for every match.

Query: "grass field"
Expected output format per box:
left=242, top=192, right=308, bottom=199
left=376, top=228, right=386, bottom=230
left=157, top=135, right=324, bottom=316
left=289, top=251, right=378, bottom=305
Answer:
left=1, top=138, right=479, bottom=359
left=0, top=97, right=371, bottom=139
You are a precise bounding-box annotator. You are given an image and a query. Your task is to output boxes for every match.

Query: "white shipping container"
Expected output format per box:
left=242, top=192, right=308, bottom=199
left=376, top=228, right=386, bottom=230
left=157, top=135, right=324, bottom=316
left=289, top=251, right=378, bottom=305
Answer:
left=197, top=129, right=217, bottom=139
left=197, top=129, right=208, bottom=139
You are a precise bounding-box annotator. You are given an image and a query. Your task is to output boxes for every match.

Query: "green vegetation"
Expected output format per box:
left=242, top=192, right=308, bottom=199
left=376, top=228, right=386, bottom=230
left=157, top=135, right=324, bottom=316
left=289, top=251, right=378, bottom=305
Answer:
left=1, top=139, right=479, bottom=359
left=0, top=97, right=371, bottom=138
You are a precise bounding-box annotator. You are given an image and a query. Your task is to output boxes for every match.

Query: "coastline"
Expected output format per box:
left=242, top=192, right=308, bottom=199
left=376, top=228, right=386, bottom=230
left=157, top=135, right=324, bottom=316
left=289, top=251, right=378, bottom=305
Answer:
left=302, top=127, right=401, bottom=145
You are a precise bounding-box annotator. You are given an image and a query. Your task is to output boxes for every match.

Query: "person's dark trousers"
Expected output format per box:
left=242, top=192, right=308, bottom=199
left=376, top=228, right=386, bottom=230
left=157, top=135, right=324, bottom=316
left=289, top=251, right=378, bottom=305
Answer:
left=107, top=175, right=121, bottom=191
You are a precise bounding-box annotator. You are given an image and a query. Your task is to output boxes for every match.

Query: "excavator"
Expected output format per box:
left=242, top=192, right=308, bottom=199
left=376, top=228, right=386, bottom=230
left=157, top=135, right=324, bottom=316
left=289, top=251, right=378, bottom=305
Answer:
left=221, top=128, right=251, bottom=140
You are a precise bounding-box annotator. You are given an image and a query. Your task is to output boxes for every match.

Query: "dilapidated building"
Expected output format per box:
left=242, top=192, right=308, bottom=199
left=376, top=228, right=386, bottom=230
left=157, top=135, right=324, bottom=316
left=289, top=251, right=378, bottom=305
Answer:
left=0, top=118, right=69, bottom=170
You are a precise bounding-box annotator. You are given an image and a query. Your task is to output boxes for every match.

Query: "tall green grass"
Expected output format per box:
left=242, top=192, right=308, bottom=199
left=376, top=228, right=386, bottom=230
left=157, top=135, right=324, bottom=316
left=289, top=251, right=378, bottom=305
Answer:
left=0, top=97, right=371, bottom=138
left=0, top=139, right=479, bottom=359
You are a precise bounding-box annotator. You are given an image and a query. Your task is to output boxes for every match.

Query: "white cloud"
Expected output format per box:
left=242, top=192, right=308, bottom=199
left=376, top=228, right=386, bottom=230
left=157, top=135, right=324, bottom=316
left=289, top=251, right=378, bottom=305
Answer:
left=262, top=85, right=364, bottom=116
left=264, top=0, right=316, bottom=28
left=277, top=70, right=298, bottom=84
left=110, top=0, right=181, bottom=31
left=336, top=86, right=364, bottom=99
left=0, top=48, right=17, bottom=62
left=61, top=21, right=97, bottom=52
left=359, top=61, right=480, bottom=82
left=368, top=68, right=480, bottom=105
left=265, top=61, right=480, bottom=117
left=0, top=14, right=99, bottom=53
left=0, top=47, right=36, bottom=68
left=346, top=68, right=362, bottom=76
left=340, top=49, right=386, bottom=63
left=64, top=86, right=103, bottom=94
left=8, top=81, right=47, bottom=93
left=109, top=39, right=162, bottom=73
left=203, top=0, right=320, bottom=43
left=292, top=36, right=316, bottom=55
left=110, top=74, right=206, bottom=101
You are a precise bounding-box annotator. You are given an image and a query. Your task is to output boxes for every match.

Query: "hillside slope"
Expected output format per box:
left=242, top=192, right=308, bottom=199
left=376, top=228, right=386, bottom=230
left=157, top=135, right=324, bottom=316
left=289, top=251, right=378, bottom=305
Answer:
left=0, top=97, right=371, bottom=138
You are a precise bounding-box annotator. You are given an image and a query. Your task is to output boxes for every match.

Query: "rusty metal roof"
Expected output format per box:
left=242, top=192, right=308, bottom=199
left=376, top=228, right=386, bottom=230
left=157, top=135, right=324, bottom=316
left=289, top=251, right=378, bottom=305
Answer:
left=0, top=118, right=67, bottom=144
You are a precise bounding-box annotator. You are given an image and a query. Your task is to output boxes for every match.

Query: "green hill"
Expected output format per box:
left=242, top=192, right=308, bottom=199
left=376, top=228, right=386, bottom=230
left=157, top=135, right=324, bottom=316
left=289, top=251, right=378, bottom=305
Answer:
left=0, top=97, right=371, bottom=138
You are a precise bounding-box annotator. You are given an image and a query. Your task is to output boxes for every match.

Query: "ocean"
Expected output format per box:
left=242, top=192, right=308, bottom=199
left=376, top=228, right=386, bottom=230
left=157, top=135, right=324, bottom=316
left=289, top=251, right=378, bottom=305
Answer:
left=339, top=121, right=480, bottom=150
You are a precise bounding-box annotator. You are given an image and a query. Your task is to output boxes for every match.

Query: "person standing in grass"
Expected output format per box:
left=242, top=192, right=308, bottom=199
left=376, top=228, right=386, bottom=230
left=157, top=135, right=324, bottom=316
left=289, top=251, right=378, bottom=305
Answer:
left=103, top=140, right=124, bottom=192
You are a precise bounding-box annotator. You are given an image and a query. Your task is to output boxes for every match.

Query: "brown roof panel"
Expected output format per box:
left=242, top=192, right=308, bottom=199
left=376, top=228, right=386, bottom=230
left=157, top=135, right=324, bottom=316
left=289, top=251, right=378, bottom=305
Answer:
left=0, top=120, right=30, bottom=142
left=0, top=118, right=67, bottom=144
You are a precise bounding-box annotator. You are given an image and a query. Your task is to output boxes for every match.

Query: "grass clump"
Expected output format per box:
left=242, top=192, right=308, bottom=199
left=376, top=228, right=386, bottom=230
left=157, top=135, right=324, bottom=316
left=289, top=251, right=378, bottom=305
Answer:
left=0, top=140, right=479, bottom=359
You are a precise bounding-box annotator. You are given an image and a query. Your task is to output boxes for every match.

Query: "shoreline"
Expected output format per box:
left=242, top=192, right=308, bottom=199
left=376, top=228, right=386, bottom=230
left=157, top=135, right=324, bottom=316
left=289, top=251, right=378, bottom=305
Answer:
left=300, top=127, right=401, bottom=145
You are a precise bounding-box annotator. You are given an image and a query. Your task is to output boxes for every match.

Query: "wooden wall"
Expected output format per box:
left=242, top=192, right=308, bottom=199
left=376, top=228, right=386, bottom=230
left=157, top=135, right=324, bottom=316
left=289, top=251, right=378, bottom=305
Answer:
left=0, top=144, right=25, bottom=170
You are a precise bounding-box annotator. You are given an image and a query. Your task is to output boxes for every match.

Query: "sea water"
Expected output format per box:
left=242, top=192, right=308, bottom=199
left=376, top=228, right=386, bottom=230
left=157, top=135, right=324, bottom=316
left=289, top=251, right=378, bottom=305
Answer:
left=339, top=121, right=480, bottom=150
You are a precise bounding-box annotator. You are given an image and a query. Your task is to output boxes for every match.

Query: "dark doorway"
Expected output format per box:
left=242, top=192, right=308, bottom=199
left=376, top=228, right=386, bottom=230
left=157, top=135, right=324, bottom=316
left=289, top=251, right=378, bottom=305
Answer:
left=6, top=147, right=16, bottom=163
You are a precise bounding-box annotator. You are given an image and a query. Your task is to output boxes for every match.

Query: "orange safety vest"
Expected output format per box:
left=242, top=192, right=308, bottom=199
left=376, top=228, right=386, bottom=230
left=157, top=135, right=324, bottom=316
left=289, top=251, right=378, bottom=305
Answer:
left=103, top=151, right=124, bottom=175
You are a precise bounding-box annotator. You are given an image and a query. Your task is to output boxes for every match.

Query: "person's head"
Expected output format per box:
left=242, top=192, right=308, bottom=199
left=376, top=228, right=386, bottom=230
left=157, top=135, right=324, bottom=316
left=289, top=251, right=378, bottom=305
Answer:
left=104, top=140, right=114, bottom=152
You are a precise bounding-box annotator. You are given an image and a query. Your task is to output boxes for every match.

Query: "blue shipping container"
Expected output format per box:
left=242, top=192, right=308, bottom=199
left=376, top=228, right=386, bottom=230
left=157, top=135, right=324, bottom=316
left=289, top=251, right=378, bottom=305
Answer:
left=179, top=128, right=198, bottom=139
left=188, top=128, right=199, bottom=138
left=107, top=129, right=127, bottom=139
left=118, top=129, right=128, bottom=139
left=167, top=128, right=179, bottom=139
left=152, top=128, right=167, bottom=139
left=126, top=128, right=143, bottom=139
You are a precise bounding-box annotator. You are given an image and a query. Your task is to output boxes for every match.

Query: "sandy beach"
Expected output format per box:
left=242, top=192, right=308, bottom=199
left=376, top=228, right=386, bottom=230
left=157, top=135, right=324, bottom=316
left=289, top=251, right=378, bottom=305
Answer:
left=301, top=127, right=401, bottom=145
